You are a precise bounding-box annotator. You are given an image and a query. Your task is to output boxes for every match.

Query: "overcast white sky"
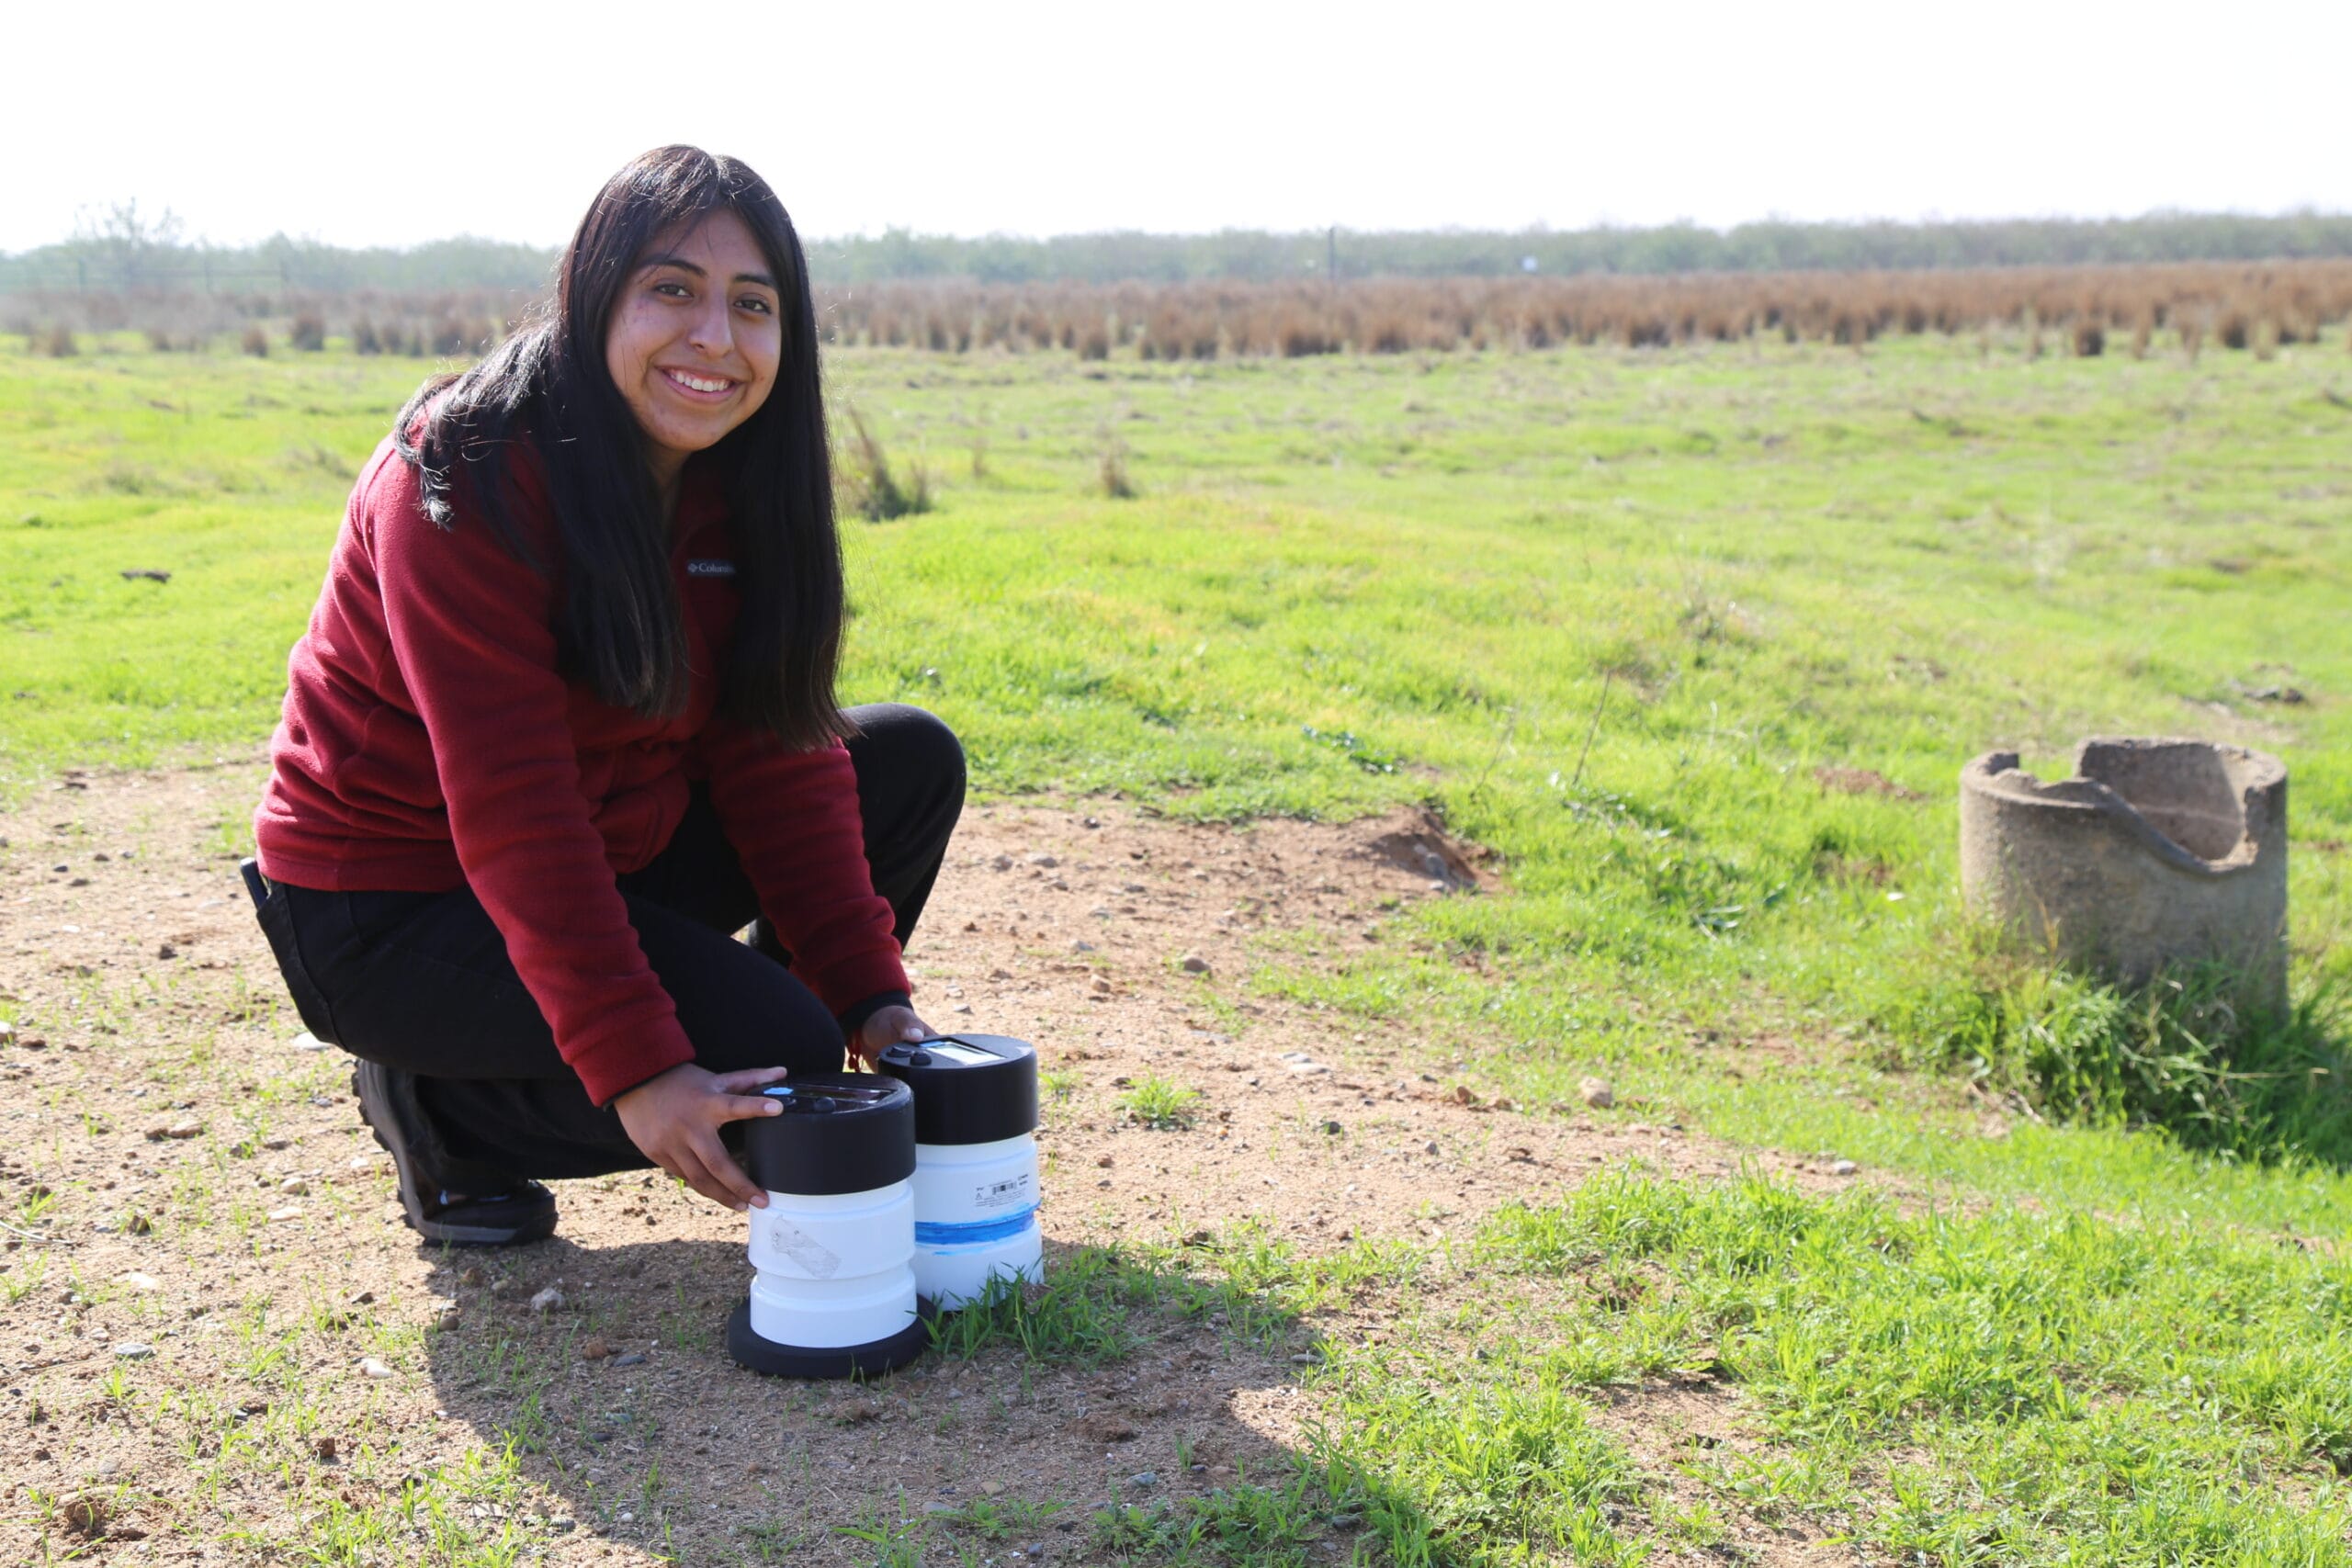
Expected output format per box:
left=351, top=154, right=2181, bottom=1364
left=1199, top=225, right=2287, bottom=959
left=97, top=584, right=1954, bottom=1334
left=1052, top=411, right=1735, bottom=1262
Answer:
left=9, top=0, right=2347, bottom=254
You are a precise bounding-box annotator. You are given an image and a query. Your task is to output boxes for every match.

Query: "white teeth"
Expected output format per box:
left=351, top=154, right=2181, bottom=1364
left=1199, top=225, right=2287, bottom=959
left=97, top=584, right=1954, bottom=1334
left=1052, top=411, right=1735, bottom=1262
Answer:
left=667, top=370, right=730, bottom=393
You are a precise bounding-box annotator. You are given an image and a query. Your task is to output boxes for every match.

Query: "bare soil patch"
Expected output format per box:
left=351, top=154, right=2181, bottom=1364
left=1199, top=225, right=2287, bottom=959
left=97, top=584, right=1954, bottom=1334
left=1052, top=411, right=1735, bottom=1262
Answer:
left=0, top=760, right=1856, bottom=1563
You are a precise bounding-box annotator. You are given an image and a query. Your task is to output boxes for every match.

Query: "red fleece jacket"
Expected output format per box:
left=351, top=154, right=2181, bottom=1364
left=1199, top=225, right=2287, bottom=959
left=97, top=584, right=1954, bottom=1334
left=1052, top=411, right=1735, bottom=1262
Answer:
left=254, top=434, right=908, bottom=1106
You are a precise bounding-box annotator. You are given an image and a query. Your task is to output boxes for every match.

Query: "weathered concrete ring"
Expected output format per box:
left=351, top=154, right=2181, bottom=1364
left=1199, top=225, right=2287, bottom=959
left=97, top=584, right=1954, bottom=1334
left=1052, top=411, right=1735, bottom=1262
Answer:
left=1958, top=738, right=2288, bottom=1008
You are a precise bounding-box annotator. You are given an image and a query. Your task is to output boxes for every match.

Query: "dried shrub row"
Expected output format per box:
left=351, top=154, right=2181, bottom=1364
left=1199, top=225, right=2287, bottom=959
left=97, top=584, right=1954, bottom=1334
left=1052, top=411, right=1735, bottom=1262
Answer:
left=813, top=260, right=2352, bottom=358
left=8, top=286, right=525, bottom=358
left=15, top=260, right=2352, bottom=360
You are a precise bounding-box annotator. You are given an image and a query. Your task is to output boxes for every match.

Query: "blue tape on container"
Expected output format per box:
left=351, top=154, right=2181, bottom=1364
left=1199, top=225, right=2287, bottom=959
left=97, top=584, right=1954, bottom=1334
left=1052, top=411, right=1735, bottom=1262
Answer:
left=916, top=1205, right=1040, bottom=1249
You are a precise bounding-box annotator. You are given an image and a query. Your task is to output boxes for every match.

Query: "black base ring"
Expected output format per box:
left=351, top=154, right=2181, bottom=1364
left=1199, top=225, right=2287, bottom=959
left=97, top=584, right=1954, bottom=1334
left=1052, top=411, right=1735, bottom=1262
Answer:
left=725, top=1297, right=935, bottom=1380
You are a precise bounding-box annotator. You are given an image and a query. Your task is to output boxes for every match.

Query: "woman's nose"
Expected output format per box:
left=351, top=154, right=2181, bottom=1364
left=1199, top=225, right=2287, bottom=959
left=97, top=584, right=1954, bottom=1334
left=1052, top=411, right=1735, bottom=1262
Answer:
left=685, top=298, right=734, bottom=356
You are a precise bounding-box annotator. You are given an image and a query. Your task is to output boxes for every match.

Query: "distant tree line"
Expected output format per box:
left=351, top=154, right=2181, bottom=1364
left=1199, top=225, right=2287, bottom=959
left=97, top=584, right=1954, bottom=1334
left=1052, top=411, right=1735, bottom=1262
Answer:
left=807, top=212, right=2352, bottom=284
left=7, top=204, right=2352, bottom=295
left=0, top=203, right=560, bottom=297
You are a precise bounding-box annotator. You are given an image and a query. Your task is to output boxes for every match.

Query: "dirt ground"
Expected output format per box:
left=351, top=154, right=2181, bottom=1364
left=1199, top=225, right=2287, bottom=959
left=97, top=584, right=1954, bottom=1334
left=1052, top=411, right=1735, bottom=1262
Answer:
left=0, top=758, right=1872, bottom=1565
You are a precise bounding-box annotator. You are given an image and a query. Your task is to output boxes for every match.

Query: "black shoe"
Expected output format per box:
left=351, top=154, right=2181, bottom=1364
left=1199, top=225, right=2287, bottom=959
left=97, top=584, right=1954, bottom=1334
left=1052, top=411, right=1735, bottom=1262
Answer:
left=351, top=1061, right=558, bottom=1247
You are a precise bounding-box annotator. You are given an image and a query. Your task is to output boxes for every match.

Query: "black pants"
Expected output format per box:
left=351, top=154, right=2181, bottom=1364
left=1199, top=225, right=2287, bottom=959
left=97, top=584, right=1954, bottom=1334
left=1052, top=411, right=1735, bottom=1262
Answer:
left=254, top=705, right=963, bottom=1188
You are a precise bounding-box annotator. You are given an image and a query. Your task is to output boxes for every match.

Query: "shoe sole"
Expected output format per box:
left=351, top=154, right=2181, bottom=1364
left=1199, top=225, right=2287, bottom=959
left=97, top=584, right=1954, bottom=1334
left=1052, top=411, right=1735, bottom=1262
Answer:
left=352, top=1064, right=557, bottom=1247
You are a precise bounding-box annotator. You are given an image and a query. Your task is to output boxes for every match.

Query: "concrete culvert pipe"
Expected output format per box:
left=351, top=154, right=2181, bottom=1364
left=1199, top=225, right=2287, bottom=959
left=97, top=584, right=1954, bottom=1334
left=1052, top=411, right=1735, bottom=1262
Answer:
left=1959, top=738, right=2289, bottom=1008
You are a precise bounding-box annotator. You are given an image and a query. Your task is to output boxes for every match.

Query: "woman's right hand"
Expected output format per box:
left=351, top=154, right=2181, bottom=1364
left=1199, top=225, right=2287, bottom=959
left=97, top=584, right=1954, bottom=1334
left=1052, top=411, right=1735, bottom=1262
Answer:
left=613, top=1063, right=790, bottom=1212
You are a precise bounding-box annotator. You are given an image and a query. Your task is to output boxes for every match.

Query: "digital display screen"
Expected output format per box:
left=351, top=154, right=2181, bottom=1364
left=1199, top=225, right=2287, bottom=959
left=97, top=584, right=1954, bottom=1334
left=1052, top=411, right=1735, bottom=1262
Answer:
left=926, top=1042, right=1001, bottom=1066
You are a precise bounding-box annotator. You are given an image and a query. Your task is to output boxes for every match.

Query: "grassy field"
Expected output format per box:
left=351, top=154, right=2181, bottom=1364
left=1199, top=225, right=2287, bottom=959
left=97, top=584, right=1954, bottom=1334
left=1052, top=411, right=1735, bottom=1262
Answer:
left=6, top=330, right=2352, bottom=1562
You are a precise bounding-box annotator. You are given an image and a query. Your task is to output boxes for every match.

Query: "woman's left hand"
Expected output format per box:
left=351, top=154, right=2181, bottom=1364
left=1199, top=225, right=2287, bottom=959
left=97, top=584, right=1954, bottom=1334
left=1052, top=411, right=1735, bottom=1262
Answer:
left=852, top=1004, right=934, bottom=1067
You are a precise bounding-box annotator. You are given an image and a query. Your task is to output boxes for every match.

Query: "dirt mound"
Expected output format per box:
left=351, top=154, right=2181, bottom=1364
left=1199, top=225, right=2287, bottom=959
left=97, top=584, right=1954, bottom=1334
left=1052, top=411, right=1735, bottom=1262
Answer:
left=1360, top=807, right=1492, bottom=892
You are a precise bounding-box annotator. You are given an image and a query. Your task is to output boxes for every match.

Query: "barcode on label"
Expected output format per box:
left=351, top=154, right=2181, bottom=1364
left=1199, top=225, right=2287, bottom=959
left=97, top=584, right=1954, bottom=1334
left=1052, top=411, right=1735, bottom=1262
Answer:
left=972, top=1175, right=1034, bottom=1211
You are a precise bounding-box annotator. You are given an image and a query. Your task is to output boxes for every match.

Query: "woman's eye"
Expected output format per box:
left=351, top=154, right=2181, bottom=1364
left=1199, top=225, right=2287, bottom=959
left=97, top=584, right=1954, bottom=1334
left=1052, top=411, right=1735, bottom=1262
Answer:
left=654, top=280, right=691, bottom=299
left=736, top=296, right=773, bottom=315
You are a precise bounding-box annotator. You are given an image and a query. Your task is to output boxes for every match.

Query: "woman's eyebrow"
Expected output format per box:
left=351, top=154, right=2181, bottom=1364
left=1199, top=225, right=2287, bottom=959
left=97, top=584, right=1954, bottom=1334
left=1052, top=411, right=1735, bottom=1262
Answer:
left=639, top=253, right=776, bottom=289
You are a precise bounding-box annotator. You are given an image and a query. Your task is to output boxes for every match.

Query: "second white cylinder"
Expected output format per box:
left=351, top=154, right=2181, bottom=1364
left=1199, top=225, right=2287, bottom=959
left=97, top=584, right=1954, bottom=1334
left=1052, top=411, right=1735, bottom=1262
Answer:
left=910, top=1134, right=1043, bottom=1307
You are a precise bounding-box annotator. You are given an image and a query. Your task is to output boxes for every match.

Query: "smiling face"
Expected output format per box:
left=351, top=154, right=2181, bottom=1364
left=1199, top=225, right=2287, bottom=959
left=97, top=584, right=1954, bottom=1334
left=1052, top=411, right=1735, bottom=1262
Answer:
left=603, top=208, right=784, bottom=496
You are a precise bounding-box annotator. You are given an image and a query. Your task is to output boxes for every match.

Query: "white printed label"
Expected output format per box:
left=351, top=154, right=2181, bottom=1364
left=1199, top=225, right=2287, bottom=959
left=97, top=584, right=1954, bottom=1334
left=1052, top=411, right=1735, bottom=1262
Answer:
left=766, top=1220, right=842, bottom=1279
left=972, top=1174, right=1035, bottom=1212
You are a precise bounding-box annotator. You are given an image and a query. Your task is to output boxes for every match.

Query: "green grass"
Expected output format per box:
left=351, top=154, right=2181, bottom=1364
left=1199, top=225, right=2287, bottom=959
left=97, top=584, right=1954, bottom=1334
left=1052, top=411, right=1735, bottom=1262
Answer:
left=910, top=1173, right=2352, bottom=1564
left=8, top=327, right=2352, bottom=1558
left=0, top=345, right=414, bottom=771
left=1452, top=1172, right=2352, bottom=1563
left=1119, top=1075, right=1205, bottom=1130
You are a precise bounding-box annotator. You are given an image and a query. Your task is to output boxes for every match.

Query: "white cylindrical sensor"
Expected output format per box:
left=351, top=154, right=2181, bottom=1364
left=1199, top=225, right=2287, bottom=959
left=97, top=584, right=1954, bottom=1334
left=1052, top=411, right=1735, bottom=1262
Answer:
left=878, top=1034, right=1044, bottom=1309
left=726, top=1074, right=931, bottom=1379
left=745, top=1181, right=917, bottom=1349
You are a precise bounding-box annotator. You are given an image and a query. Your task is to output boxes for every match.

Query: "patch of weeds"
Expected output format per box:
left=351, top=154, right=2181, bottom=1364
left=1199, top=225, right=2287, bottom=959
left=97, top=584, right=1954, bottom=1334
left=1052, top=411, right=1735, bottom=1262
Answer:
left=1192, top=988, right=1254, bottom=1035
left=1249, top=957, right=1452, bottom=1021
left=1893, top=942, right=2352, bottom=1163
left=928, top=1235, right=1316, bottom=1365
left=1098, top=431, right=1136, bottom=499
left=248, top=1442, right=531, bottom=1564
left=1040, top=1066, right=1082, bottom=1102
left=836, top=1498, right=928, bottom=1567
left=94, top=457, right=184, bottom=496
left=740, top=1518, right=823, bottom=1562
left=925, top=1255, right=1145, bottom=1367
left=1701, top=1446, right=1851, bottom=1523
left=1655, top=1496, right=1731, bottom=1550
left=1119, top=1076, right=1202, bottom=1130
left=1316, top=1374, right=1647, bottom=1565
left=842, top=408, right=933, bottom=522
left=1214, top=1224, right=1423, bottom=1319
left=937, top=1495, right=1068, bottom=1539
left=2, top=1251, right=51, bottom=1305
left=1091, top=1472, right=1349, bottom=1565
left=16, top=1183, right=59, bottom=1228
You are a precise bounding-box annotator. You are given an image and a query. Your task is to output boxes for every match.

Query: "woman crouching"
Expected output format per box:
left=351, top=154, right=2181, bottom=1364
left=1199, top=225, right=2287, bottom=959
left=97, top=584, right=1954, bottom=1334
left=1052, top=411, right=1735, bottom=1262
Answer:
left=247, top=145, right=959, bottom=1245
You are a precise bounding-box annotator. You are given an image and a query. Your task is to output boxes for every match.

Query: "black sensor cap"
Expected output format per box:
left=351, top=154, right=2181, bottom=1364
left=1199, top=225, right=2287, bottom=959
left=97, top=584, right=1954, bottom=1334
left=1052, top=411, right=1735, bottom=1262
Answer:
left=875, top=1033, right=1039, bottom=1145
left=737, top=1072, right=915, bottom=1196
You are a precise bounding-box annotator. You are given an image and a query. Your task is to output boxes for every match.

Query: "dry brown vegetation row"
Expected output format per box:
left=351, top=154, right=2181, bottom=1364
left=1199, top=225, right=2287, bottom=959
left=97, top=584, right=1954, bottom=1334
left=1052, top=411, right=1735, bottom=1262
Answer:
left=818, top=260, right=2352, bottom=359
left=7, top=288, right=513, bottom=359
left=14, top=259, right=2352, bottom=360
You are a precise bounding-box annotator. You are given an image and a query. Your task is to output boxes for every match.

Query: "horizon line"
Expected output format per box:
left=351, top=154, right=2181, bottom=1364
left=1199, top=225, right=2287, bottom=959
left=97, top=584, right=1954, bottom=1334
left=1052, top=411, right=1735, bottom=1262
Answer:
left=11, top=205, right=2352, bottom=262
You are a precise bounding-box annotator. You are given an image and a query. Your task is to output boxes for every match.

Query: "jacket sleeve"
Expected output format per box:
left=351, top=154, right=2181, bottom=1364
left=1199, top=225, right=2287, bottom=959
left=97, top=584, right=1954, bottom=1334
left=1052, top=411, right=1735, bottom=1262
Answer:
left=696, top=720, right=910, bottom=1017
left=369, top=457, right=695, bottom=1107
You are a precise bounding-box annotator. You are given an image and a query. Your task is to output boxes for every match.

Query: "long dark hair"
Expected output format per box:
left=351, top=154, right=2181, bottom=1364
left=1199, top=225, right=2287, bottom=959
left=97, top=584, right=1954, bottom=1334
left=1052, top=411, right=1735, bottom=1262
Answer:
left=394, top=145, right=848, bottom=749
